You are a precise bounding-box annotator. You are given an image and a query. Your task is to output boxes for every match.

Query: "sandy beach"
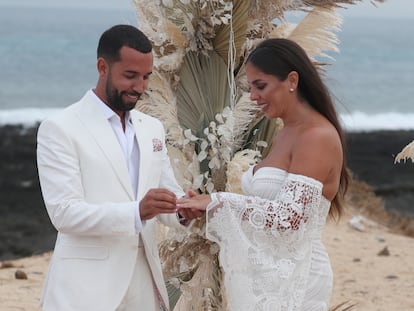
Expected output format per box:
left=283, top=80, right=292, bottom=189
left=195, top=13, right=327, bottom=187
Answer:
left=1, top=125, right=414, bottom=310
left=1, top=199, right=414, bottom=311
left=325, top=206, right=414, bottom=310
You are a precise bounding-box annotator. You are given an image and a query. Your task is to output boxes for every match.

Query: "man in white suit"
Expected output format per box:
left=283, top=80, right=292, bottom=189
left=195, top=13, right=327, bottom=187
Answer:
left=37, top=24, right=200, bottom=311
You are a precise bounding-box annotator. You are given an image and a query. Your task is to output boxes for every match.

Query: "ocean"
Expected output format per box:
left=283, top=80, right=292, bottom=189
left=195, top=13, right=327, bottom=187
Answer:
left=0, top=5, right=414, bottom=131
left=0, top=5, right=137, bottom=124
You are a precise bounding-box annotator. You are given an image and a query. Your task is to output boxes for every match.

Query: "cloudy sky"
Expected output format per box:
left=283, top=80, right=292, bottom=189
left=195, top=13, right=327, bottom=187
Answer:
left=0, top=0, right=133, bottom=9
left=0, top=0, right=412, bottom=18
left=339, top=0, right=414, bottom=18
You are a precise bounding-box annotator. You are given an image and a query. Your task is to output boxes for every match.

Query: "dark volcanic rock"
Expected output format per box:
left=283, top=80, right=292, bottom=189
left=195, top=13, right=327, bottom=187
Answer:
left=346, top=130, right=414, bottom=217
left=0, top=125, right=56, bottom=261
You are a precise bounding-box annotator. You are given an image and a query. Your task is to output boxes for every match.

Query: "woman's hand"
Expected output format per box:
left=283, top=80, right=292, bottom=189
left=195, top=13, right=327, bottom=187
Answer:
left=176, top=192, right=212, bottom=211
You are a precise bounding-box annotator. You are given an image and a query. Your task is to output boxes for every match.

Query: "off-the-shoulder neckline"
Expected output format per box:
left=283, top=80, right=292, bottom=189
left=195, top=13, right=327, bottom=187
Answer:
left=249, top=165, right=331, bottom=204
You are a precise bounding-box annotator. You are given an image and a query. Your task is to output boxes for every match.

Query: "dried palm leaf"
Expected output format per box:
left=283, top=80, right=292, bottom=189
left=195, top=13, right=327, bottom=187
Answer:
left=394, top=140, right=414, bottom=163
left=176, top=50, right=230, bottom=136
left=213, top=0, right=249, bottom=64
left=165, top=279, right=182, bottom=310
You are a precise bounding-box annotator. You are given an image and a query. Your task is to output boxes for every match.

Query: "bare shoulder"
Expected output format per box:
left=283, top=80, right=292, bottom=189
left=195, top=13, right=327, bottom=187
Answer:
left=289, top=124, right=343, bottom=182
left=300, top=124, right=341, bottom=151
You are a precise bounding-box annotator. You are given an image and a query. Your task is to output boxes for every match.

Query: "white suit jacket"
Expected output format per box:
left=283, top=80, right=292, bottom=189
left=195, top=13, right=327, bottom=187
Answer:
left=37, top=91, right=185, bottom=310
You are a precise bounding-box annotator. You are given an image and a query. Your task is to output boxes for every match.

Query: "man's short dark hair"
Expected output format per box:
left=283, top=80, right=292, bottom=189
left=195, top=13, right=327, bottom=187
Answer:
left=97, top=24, right=152, bottom=63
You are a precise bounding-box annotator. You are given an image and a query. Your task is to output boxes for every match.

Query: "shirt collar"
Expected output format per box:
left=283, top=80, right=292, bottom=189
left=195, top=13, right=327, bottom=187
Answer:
left=89, top=89, right=132, bottom=124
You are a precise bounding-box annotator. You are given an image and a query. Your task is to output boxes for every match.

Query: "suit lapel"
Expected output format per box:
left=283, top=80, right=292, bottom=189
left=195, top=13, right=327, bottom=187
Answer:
left=74, top=93, right=135, bottom=200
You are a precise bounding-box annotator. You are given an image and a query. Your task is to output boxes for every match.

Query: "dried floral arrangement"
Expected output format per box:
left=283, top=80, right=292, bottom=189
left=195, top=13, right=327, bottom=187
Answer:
left=133, top=0, right=381, bottom=309
left=395, top=140, right=414, bottom=164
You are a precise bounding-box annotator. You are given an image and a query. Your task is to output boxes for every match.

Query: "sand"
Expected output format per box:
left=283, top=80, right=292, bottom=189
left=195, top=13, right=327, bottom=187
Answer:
left=1, top=205, right=413, bottom=311
left=325, top=207, right=414, bottom=310
left=0, top=252, right=47, bottom=310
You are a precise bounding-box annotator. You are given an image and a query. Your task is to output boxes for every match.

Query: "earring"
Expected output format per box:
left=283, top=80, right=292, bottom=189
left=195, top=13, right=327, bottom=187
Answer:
left=289, top=88, right=294, bottom=92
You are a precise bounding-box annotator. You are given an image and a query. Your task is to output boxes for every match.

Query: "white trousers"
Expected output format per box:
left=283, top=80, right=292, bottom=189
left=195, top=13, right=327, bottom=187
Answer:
left=116, top=244, right=160, bottom=311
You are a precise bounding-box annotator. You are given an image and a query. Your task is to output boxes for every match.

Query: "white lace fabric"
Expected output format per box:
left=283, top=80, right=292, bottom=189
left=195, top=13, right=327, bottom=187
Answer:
left=206, top=167, right=331, bottom=311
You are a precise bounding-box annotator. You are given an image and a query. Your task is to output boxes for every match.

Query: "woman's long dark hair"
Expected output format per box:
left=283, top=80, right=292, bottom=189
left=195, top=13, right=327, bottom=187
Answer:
left=247, top=38, right=349, bottom=219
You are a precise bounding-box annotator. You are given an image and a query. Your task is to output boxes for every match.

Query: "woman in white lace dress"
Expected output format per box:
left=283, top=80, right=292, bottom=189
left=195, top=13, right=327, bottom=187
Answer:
left=177, top=38, right=350, bottom=311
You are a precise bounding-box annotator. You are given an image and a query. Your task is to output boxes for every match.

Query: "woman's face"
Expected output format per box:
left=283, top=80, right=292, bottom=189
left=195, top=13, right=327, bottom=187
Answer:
left=246, top=62, right=290, bottom=119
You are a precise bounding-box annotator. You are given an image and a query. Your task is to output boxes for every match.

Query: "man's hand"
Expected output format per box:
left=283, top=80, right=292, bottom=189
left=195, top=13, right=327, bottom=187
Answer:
left=139, top=188, right=177, bottom=221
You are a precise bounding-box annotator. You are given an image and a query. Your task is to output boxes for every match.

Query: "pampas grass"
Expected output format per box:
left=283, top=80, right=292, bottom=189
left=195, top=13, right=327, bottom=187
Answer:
left=288, top=7, right=342, bottom=61
left=394, top=140, right=414, bottom=163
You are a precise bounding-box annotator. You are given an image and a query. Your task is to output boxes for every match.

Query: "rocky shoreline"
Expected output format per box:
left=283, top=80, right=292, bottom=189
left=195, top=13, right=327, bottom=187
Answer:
left=1, top=124, right=413, bottom=261
left=0, top=125, right=56, bottom=261
left=346, top=130, right=414, bottom=216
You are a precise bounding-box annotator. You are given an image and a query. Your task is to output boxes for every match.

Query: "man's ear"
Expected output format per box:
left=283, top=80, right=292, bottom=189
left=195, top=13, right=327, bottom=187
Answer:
left=97, top=57, right=108, bottom=77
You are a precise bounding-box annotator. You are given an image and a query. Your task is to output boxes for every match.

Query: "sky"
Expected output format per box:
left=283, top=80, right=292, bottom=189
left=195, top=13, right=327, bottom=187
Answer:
left=0, top=0, right=134, bottom=9
left=339, top=0, right=414, bottom=19
left=0, top=0, right=412, bottom=19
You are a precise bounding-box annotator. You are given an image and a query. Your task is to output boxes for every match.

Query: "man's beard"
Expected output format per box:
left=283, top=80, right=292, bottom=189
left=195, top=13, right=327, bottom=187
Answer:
left=105, top=75, right=141, bottom=112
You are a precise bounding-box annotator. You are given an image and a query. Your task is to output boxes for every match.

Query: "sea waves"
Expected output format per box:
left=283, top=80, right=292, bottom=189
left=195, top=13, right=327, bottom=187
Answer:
left=340, top=111, right=414, bottom=132
left=1, top=108, right=414, bottom=132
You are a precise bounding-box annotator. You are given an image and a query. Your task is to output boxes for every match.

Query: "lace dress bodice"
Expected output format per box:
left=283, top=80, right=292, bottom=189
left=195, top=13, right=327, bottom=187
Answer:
left=206, top=166, right=333, bottom=311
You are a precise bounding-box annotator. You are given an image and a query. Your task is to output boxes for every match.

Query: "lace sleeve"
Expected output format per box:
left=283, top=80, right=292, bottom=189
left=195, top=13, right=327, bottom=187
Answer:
left=205, top=173, right=326, bottom=311
left=207, top=173, right=322, bottom=238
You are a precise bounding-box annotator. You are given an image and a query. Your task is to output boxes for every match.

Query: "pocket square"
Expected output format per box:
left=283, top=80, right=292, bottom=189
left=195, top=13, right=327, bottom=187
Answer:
left=152, top=138, right=163, bottom=152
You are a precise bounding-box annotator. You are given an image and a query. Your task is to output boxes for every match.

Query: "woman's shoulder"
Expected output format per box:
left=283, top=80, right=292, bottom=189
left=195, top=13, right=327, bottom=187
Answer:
left=297, top=122, right=341, bottom=150
left=289, top=123, right=342, bottom=181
